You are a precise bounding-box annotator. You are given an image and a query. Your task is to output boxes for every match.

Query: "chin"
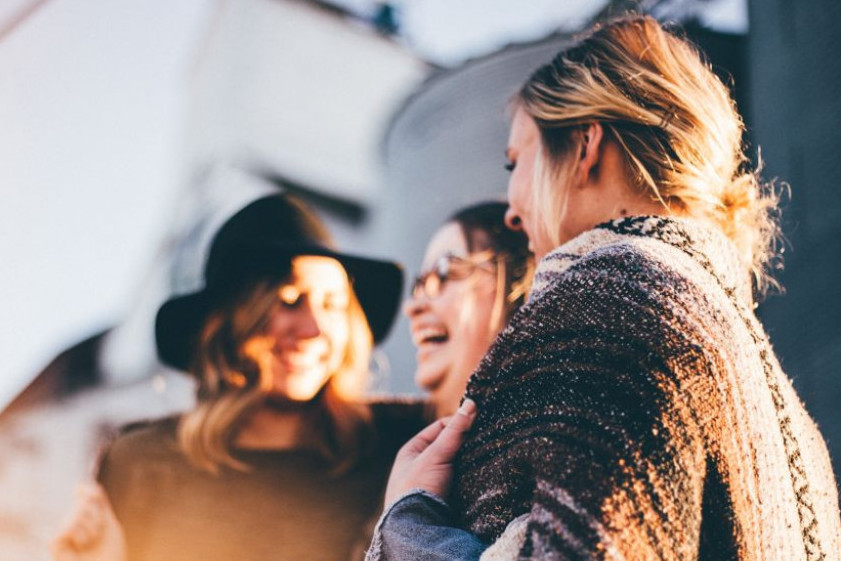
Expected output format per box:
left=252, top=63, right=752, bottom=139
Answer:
left=286, top=384, right=328, bottom=402
left=273, top=368, right=330, bottom=395
left=415, top=365, right=446, bottom=394
left=266, top=383, right=329, bottom=407
left=264, top=394, right=310, bottom=411
left=266, top=385, right=328, bottom=406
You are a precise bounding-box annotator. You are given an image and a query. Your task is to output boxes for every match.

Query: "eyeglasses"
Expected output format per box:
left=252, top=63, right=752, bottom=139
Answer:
left=411, top=251, right=497, bottom=299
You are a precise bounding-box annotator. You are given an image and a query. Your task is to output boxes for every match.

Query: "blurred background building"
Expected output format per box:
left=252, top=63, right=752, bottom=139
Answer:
left=0, top=0, right=838, bottom=557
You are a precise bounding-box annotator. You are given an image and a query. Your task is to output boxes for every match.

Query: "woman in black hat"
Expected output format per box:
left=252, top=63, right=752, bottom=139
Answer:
left=52, top=193, right=427, bottom=561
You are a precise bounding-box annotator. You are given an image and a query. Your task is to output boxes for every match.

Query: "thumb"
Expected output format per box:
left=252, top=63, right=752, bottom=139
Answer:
left=423, top=398, right=477, bottom=463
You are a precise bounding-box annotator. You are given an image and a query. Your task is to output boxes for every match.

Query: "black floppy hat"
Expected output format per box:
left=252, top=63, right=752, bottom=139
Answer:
left=155, top=194, right=404, bottom=372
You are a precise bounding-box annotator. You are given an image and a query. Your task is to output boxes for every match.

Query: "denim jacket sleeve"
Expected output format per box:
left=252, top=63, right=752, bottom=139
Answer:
left=365, top=490, right=488, bottom=561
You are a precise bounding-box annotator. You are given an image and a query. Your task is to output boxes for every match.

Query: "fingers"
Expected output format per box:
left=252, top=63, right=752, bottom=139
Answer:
left=448, top=399, right=476, bottom=433
left=399, top=416, right=451, bottom=457
left=51, top=537, right=79, bottom=561
left=422, top=399, right=477, bottom=463
left=76, top=483, right=108, bottom=511
left=53, top=484, right=108, bottom=553
left=84, top=483, right=120, bottom=526
left=51, top=533, right=77, bottom=561
left=383, top=399, right=479, bottom=504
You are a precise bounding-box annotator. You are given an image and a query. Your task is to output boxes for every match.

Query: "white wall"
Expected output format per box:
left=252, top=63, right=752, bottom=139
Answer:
left=0, top=0, right=215, bottom=407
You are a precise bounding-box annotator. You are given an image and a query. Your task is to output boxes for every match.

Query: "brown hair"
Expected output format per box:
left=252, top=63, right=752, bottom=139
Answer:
left=177, top=275, right=374, bottom=474
left=449, top=201, right=534, bottom=330
left=516, top=15, right=781, bottom=295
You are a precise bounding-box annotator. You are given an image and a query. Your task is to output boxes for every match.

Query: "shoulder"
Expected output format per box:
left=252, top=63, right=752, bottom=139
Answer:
left=529, top=239, right=694, bottom=325
left=97, top=416, right=181, bottom=476
left=554, top=238, right=676, bottom=288
left=479, top=240, right=710, bottom=390
left=111, top=415, right=179, bottom=449
left=96, top=416, right=186, bottom=518
left=532, top=217, right=747, bottom=315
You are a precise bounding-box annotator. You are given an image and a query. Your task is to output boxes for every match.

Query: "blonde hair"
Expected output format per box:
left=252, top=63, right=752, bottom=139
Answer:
left=177, top=276, right=374, bottom=474
left=517, top=15, right=781, bottom=295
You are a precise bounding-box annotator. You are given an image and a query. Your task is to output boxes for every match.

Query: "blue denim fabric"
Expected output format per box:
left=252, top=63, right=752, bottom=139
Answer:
left=366, top=490, right=487, bottom=561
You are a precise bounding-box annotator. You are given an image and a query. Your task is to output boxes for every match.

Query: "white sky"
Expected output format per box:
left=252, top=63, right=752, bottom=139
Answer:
left=398, top=0, right=609, bottom=65
left=0, top=0, right=212, bottom=407
left=329, top=0, right=747, bottom=66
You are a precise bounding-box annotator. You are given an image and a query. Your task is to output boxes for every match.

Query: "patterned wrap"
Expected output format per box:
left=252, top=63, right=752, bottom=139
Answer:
left=455, top=216, right=841, bottom=561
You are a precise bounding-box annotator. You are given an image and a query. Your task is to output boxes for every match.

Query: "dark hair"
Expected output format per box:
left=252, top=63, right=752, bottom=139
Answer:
left=448, top=201, right=534, bottom=324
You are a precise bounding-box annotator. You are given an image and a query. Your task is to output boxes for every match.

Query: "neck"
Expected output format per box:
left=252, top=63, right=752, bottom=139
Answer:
left=605, top=187, right=672, bottom=221
left=235, top=404, right=309, bottom=450
left=561, top=141, right=676, bottom=247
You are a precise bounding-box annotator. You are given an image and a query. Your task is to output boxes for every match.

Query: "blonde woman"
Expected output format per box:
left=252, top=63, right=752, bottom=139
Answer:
left=53, top=194, right=427, bottom=561
left=369, top=16, right=841, bottom=561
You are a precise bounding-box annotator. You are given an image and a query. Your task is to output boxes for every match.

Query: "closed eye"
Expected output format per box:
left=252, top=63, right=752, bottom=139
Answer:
left=278, top=285, right=302, bottom=308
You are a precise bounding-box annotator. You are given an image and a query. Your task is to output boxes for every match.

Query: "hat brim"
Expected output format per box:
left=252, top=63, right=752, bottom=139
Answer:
left=155, top=243, right=403, bottom=372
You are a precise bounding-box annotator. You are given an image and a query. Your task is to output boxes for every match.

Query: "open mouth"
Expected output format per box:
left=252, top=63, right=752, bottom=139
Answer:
left=413, top=326, right=449, bottom=346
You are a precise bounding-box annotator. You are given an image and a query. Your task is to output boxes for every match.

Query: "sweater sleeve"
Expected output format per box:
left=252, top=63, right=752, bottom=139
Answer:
left=457, top=256, right=711, bottom=560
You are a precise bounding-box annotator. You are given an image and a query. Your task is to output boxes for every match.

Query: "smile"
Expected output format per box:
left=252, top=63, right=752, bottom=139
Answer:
left=278, top=353, right=325, bottom=371
left=412, top=326, right=449, bottom=346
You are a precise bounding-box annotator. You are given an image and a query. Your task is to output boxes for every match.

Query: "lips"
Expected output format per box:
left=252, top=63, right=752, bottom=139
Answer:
left=411, top=326, right=449, bottom=347
left=275, top=347, right=328, bottom=372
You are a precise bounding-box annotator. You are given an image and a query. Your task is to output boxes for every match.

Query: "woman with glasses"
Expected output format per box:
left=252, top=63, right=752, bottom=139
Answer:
left=405, top=202, right=533, bottom=418
left=368, top=16, right=840, bottom=561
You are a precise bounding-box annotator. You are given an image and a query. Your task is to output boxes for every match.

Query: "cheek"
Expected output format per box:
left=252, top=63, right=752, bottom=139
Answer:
left=429, top=287, right=460, bottom=325
left=322, top=316, right=350, bottom=359
left=468, top=291, right=497, bottom=340
left=448, top=285, right=494, bottom=340
left=445, top=287, right=498, bottom=393
left=507, top=173, right=522, bottom=207
left=510, top=173, right=533, bottom=216
left=264, top=312, right=289, bottom=339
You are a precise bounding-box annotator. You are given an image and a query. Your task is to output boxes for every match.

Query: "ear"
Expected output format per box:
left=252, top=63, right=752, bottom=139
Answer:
left=576, top=122, right=604, bottom=186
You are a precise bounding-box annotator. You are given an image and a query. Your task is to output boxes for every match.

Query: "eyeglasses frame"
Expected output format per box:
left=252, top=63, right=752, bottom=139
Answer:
left=411, top=250, right=499, bottom=299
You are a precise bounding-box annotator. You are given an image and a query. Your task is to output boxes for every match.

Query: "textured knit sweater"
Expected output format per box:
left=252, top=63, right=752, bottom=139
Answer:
left=454, top=216, right=841, bottom=561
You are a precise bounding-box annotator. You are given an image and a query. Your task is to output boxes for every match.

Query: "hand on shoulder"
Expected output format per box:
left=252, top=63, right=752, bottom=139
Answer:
left=51, top=483, right=127, bottom=561
left=384, top=399, right=477, bottom=506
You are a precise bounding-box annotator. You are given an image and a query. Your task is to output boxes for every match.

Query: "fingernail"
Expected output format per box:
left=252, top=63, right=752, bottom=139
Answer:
left=458, top=398, right=476, bottom=416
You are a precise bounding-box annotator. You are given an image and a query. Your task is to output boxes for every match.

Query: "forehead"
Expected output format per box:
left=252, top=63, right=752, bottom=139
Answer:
left=422, top=222, right=468, bottom=269
left=289, top=255, right=349, bottom=291
left=508, top=108, right=540, bottom=148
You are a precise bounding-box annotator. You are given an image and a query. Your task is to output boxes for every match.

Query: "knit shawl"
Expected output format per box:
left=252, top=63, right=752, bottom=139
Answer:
left=454, top=216, right=841, bottom=561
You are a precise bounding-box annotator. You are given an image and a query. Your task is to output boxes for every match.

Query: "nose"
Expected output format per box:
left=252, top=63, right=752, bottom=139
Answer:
left=403, top=288, right=429, bottom=319
left=294, top=300, right=323, bottom=340
left=504, top=206, right=523, bottom=232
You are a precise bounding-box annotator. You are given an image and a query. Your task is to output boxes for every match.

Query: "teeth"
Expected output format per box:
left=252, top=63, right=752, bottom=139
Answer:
left=278, top=352, right=324, bottom=369
left=413, top=327, right=448, bottom=346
